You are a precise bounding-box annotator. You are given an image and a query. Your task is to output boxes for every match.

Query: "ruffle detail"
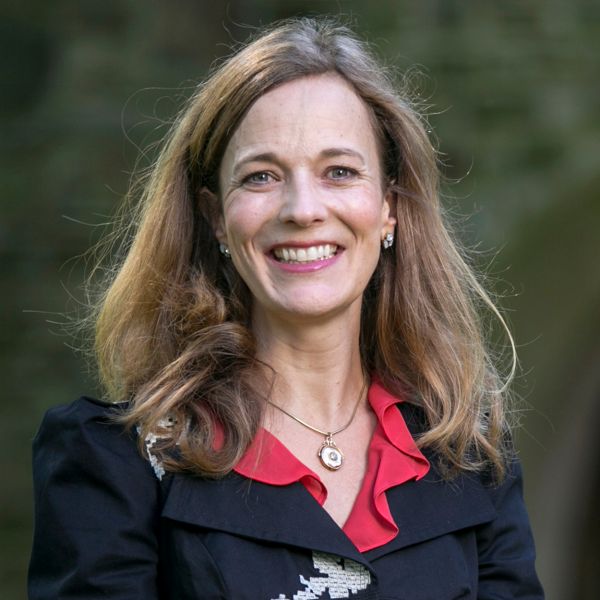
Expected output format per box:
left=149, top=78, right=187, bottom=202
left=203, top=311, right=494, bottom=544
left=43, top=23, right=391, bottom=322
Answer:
left=235, top=428, right=327, bottom=505
left=342, top=379, right=430, bottom=551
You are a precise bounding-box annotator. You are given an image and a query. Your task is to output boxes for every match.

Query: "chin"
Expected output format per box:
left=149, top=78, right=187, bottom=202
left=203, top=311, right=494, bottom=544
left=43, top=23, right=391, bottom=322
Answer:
left=271, top=297, right=360, bottom=323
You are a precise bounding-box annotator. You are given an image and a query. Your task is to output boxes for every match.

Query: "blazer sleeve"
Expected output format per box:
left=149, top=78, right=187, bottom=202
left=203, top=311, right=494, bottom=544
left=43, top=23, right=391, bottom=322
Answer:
left=476, top=459, right=545, bottom=599
left=28, top=397, right=161, bottom=600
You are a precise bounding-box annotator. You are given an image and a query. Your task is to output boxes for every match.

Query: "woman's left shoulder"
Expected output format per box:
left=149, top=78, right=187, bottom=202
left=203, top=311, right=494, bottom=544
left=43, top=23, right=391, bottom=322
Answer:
left=397, top=401, right=544, bottom=597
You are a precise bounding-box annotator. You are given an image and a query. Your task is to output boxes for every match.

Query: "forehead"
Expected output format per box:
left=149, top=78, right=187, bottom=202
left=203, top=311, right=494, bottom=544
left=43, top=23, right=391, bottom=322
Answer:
left=223, top=73, right=381, bottom=164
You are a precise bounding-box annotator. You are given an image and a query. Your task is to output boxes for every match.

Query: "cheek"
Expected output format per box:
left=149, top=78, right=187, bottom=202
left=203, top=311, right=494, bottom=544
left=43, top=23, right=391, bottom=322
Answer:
left=223, top=200, right=267, bottom=245
left=347, top=196, right=388, bottom=236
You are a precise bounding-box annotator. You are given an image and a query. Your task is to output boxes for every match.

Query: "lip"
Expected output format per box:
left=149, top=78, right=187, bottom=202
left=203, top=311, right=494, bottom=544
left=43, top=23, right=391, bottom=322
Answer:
left=268, top=240, right=342, bottom=251
left=266, top=251, right=342, bottom=273
left=266, top=241, right=343, bottom=273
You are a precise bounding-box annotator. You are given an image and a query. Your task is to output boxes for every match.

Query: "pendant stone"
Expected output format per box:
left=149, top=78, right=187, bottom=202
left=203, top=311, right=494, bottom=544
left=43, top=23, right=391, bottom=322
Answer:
left=318, top=436, right=344, bottom=471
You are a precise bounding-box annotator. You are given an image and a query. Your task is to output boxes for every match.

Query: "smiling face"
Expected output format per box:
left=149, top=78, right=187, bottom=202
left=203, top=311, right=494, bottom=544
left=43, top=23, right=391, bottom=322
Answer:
left=216, top=73, right=396, bottom=330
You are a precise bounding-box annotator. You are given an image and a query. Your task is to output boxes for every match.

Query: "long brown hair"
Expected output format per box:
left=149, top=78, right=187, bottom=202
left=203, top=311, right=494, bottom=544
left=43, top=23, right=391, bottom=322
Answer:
left=94, top=17, right=515, bottom=479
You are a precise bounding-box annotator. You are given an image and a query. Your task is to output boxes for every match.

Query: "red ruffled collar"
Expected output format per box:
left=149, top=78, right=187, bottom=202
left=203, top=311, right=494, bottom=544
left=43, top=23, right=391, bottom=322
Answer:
left=234, top=379, right=430, bottom=552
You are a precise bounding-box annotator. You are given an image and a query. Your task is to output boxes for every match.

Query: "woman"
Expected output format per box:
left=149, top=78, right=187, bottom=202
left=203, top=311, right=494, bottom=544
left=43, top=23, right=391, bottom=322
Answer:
left=29, top=18, right=544, bottom=599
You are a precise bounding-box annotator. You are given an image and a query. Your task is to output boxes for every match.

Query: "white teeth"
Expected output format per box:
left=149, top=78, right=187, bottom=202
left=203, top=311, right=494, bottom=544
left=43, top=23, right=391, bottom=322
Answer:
left=273, top=244, right=338, bottom=263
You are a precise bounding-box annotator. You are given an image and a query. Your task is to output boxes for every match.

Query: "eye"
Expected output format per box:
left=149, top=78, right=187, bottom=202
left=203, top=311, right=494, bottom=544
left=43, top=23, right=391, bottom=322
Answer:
left=326, top=166, right=357, bottom=180
left=243, top=171, right=275, bottom=186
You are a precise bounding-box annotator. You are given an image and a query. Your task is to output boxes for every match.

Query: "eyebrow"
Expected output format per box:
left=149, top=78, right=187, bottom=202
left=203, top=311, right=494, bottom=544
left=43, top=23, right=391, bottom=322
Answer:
left=232, top=152, right=278, bottom=177
left=319, top=147, right=366, bottom=163
left=232, top=147, right=367, bottom=177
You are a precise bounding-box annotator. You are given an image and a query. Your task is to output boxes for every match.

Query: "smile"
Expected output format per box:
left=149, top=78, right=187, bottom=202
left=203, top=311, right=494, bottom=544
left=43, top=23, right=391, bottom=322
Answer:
left=272, top=244, right=338, bottom=264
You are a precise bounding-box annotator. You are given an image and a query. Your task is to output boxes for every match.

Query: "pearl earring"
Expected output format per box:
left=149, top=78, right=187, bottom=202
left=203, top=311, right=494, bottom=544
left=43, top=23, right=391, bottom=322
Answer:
left=382, top=232, right=394, bottom=249
left=219, top=243, right=231, bottom=258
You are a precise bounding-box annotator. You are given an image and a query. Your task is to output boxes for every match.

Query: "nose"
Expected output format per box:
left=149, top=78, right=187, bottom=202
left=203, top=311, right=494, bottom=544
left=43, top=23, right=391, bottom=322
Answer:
left=278, top=173, right=328, bottom=227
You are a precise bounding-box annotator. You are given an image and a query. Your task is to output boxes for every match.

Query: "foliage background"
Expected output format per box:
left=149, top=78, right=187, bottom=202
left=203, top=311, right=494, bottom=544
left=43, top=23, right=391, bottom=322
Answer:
left=2, top=1, right=599, bottom=598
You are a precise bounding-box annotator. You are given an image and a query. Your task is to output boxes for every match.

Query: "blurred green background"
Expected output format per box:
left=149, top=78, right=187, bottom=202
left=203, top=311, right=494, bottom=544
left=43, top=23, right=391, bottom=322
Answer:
left=2, top=1, right=598, bottom=598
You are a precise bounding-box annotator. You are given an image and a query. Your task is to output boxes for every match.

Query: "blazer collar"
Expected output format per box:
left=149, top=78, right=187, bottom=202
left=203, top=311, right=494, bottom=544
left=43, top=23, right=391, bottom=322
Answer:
left=160, top=402, right=496, bottom=563
left=161, top=471, right=370, bottom=568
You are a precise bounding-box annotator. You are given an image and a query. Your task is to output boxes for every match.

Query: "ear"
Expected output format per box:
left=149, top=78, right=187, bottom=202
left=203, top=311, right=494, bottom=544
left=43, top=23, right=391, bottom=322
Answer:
left=381, top=187, right=397, bottom=233
left=214, top=214, right=228, bottom=246
left=199, top=187, right=228, bottom=244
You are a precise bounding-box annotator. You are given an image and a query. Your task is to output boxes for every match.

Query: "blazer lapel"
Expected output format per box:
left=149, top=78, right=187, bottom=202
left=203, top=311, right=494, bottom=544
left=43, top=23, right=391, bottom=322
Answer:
left=160, top=471, right=372, bottom=569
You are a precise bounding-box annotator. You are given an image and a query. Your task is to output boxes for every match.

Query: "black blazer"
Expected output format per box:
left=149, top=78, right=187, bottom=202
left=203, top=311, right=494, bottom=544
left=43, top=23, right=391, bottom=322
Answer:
left=29, top=397, right=544, bottom=599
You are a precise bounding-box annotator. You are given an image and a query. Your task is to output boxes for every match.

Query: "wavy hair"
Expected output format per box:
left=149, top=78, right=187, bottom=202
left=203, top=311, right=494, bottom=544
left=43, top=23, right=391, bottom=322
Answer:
left=94, top=17, right=515, bottom=479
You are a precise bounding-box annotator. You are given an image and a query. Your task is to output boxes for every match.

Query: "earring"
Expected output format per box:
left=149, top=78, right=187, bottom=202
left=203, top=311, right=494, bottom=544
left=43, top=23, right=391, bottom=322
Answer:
left=219, top=243, right=231, bottom=258
left=382, top=232, right=394, bottom=249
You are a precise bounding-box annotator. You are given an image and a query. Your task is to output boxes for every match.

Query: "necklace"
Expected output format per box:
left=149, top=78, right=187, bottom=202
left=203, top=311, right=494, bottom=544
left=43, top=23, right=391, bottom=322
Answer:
left=267, top=378, right=368, bottom=471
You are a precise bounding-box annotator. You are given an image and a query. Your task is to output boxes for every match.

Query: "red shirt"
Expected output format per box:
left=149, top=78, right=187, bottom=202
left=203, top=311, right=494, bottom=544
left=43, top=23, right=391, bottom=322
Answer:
left=233, top=379, right=430, bottom=552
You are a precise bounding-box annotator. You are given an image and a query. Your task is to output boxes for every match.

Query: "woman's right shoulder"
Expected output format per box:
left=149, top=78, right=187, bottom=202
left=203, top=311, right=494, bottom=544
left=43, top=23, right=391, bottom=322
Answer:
left=38, top=394, right=127, bottom=426
left=33, top=396, right=157, bottom=482
left=36, top=395, right=128, bottom=443
left=30, top=397, right=164, bottom=598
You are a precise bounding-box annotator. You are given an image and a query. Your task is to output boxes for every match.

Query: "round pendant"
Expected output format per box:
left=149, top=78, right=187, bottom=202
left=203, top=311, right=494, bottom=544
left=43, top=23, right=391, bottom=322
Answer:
left=318, top=439, right=344, bottom=471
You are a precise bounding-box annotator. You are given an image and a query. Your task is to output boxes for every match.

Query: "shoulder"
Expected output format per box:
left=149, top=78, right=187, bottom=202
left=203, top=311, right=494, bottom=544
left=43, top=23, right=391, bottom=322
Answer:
left=37, top=394, right=127, bottom=429
left=33, top=396, right=157, bottom=488
left=36, top=395, right=128, bottom=452
left=31, top=396, right=161, bottom=547
left=398, top=399, right=517, bottom=487
left=30, top=397, right=163, bottom=598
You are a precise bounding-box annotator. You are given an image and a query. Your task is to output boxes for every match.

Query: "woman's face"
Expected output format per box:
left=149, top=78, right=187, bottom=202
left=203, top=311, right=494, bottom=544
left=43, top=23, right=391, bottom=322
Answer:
left=216, top=73, right=396, bottom=329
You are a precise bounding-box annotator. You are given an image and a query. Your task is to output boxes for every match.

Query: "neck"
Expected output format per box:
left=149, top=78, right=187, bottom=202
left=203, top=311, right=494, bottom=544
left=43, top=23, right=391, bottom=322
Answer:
left=252, top=306, right=366, bottom=429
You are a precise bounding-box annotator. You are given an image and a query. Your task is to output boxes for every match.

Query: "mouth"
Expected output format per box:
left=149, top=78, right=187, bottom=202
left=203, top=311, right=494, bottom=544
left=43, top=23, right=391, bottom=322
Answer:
left=271, top=244, right=339, bottom=264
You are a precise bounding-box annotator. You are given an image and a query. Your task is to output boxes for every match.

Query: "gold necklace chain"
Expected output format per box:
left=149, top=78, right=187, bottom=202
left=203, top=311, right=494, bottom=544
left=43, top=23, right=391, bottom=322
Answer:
left=266, top=378, right=369, bottom=471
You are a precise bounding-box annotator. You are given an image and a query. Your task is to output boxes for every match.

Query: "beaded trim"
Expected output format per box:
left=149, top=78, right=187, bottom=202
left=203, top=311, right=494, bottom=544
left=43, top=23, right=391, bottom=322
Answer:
left=137, top=416, right=176, bottom=480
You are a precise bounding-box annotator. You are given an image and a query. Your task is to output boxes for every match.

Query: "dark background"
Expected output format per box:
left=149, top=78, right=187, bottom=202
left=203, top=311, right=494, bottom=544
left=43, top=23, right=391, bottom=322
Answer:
left=2, top=1, right=599, bottom=598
